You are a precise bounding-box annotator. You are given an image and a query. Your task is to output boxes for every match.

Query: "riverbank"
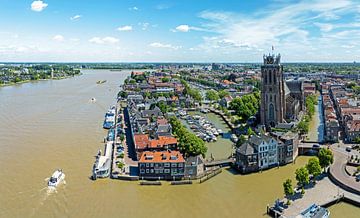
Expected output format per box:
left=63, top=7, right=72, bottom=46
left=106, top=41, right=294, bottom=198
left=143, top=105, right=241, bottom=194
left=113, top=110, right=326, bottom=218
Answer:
left=0, top=75, right=80, bottom=88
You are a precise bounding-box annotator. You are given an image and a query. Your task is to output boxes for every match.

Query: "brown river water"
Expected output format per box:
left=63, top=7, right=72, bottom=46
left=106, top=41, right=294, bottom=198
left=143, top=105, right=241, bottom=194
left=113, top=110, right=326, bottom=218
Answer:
left=0, top=69, right=358, bottom=218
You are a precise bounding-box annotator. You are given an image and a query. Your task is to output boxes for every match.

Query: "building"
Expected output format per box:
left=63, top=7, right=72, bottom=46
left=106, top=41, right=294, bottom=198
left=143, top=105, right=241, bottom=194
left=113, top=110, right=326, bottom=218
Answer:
left=138, top=150, right=185, bottom=180
left=260, top=53, right=304, bottom=128
left=235, top=134, right=279, bottom=173
left=184, top=155, right=205, bottom=179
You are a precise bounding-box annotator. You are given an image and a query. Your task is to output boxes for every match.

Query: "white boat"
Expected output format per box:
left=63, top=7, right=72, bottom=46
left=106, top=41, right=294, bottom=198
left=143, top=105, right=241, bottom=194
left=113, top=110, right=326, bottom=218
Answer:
left=91, top=98, right=96, bottom=102
left=48, top=169, right=65, bottom=187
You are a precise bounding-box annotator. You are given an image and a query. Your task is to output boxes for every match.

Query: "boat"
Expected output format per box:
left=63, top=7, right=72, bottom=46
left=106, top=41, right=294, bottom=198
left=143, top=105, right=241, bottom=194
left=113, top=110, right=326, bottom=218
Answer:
left=218, top=129, right=223, bottom=135
left=96, top=80, right=107, bottom=84
left=299, top=204, right=330, bottom=218
left=90, top=97, right=96, bottom=102
left=92, top=142, right=112, bottom=180
left=48, top=169, right=65, bottom=187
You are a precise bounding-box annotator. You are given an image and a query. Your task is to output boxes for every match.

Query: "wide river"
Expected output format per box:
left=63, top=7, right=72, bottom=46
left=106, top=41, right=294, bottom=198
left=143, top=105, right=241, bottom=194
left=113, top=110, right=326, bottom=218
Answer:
left=0, top=69, right=359, bottom=218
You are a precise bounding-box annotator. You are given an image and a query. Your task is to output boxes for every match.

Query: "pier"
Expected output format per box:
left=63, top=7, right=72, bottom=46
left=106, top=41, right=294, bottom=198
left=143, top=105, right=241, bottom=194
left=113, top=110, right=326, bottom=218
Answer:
left=204, top=158, right=235, bottom=167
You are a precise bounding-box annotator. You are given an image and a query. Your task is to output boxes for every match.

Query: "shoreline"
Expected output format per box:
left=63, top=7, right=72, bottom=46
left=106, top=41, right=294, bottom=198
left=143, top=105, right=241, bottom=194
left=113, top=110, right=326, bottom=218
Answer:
left=0, top=74, right=80, bottom=88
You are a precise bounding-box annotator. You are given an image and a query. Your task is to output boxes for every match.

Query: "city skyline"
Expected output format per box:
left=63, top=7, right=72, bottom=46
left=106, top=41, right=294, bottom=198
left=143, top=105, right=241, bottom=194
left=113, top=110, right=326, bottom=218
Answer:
left=0, top=0, right=360, bottom=62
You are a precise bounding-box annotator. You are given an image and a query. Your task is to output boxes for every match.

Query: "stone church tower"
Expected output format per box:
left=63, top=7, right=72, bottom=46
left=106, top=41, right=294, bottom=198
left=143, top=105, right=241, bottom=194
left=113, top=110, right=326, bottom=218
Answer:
left=260, top=53, right=286, bottom=127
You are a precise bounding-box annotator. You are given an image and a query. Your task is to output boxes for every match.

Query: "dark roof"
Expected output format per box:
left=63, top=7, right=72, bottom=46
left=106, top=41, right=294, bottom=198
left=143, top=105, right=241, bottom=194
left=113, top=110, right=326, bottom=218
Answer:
left=237, top=142, right=257, bottom=155
left=185, top=155, right=204, bottom=166
left=286, top=80, right=303, bottom=93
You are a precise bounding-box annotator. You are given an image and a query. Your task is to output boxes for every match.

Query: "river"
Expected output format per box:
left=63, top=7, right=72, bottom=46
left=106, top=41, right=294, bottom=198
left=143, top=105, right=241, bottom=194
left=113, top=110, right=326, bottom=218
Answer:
left=0, top=69, right=357, bottom=217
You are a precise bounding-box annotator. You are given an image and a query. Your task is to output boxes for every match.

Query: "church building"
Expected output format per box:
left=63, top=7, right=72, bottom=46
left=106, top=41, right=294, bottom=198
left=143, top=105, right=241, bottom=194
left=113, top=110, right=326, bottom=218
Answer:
left=260, top=53, right=304, bottom=128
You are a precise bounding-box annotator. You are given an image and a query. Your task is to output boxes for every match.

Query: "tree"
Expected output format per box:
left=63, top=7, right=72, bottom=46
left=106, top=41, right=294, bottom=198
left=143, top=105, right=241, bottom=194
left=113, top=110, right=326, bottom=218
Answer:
left=206, top=90, right=219, bottom=101
left=306, top=157, right=322, bottom=180
left=161, top=77, right=170, bottom=83
left=295, top=167, right=310, bottom=187
left=169, top=117, right=207, bottom=157
left=235, top=135, right=246, bottom=148
left=297, top=119, right=309, bottom=135
left=218, top=90, right=230, bottom=99
left=354, top=137, right=360, bottom=144
left=318, top=148, right=334, bottom=172
left=119, top=134, right=125, bottom=142
left=283, top=179, right=294, bottom=197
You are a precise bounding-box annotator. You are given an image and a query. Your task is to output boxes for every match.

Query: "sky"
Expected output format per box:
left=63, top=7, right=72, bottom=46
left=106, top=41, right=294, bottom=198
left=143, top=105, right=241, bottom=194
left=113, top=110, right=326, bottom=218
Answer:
left=0, top=0, right=360, bottom=62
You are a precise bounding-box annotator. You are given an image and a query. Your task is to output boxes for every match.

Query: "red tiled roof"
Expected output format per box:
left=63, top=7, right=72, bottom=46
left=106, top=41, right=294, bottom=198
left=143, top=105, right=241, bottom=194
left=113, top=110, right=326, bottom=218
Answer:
left=148, top=136, right=177, bottom=148
left=139, top=150, right=185, bottom=163
left=134, top=134, right=149, bottom=150
left=157, top=118, right=168, bottom=125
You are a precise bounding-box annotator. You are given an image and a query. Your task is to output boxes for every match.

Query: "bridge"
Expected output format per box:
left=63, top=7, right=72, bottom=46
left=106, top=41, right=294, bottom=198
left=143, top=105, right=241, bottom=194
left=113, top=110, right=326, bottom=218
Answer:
left=298, top=141, right=328, bottom=155
left=204, top=158, right=235, bottom=167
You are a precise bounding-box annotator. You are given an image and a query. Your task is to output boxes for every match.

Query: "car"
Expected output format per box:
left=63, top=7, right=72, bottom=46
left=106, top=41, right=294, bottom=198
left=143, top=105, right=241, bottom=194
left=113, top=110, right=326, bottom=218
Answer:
left=356, top=175, right=360, bottom=182
left=346, top=146, right=352, bottom=152
left=312, top=144, right=320, bottom=148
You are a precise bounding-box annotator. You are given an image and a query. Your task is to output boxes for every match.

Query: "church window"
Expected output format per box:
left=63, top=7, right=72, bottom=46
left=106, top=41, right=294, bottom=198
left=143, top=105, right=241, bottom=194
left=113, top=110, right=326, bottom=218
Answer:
left=264, top=72, right=268, bottom=84
left=269, top=104, right=275, bottom=121
left=273, top=71, right=276, bottom=83
left=270, top=95, right=272, bottom=102
left=269, top=71, right=272, bottom=83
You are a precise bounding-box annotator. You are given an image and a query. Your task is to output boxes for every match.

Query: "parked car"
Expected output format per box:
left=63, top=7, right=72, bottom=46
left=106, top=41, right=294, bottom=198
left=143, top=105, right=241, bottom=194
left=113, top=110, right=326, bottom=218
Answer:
left=312, top=144, right=320, bottom=148
left=356, top=174, right=360, bottom=182
left=346, top=146, right=352, bottom=152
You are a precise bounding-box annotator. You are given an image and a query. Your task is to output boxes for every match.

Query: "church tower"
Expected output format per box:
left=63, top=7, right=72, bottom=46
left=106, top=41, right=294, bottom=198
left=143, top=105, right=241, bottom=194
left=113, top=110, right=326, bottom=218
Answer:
left=260, top=53, right=286, bottom=128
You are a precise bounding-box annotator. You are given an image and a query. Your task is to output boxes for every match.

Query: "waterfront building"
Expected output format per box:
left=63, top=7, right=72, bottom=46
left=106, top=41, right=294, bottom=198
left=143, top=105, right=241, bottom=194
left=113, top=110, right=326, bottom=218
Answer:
left=235, top=134, right=280, bottom=173
left=184, top=155, right=205, bottom=179
left=138, top=150, right=185, bottom=180
left=260, top=53, right=304, bottom=128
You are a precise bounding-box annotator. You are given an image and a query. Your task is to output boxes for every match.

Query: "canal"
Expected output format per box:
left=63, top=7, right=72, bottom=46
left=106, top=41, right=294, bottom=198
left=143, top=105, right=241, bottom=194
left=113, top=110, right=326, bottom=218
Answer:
left=0, top=70, right=358, bottom=218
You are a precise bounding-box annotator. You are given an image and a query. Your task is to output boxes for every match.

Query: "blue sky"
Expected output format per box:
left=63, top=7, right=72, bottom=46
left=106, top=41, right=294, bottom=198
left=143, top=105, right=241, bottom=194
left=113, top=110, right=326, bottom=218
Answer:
left=0, top=0, right=359, bottom=62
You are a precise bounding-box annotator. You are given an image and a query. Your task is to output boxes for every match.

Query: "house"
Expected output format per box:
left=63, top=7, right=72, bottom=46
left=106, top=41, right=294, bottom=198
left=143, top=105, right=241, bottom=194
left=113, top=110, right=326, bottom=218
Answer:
left=184, top=155, right=205, bottom=179
left=235, top=134, right=280, bottom=173
left=138, top=150, right=185, bottom=180
left=141, top=106, right=163, bottom=118
left=219, top=95, right=233, bottom=108
left=345, top=120, right=360, bottom=142
left=156, top=124, right=173, bottom=137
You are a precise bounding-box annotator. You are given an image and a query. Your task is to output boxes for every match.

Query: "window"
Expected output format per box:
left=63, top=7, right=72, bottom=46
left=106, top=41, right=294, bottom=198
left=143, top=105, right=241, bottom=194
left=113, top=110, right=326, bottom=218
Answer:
left=150, top=163, right=154, bottom=167
left=155, top=170, right=159, bottom=174
left=178, top=163, right=183, bottom=167
left=150, top=169, right=154, bottom=173
left=140, top=169, right=145, bottom=174
left=171, top=163, right=177, bottom=168
left=146, top=169, right=149, bottom=173
left=160, top=169, right=164, bottom=173
left=164, top=169, right=170, bottom=173
left=146, top=163, right=149, bottom=167
left=164, top=163, right=170, bottom=167
left=140, top=163, right=145, bottom=168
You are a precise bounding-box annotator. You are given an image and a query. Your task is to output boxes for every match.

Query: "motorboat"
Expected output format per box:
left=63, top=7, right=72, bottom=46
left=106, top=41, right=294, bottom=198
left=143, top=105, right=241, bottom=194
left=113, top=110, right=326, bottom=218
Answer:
left=48, top=169, right=65, bottom=187
left=91, top=98, right=96, bottom=102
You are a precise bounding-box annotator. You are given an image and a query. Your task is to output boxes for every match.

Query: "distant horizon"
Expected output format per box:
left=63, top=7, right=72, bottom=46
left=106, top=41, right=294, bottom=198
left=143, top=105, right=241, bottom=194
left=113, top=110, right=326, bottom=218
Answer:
left=1, top=0, right=360, bottom=62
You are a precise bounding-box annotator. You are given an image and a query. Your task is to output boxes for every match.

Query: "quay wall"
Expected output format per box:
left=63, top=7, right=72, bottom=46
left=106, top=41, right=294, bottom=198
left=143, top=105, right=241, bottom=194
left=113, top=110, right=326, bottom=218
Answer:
left=328, top=167, right=360, bottom=196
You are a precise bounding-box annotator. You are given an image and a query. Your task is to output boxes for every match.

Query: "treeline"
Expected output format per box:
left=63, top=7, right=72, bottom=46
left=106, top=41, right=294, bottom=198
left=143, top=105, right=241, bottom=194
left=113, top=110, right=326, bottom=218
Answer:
left=297, top=94, right=318, bottom=134
left=229, top=92, right=260, bottom=121
left=180, top=79, right=202, bottom=101
left=169, top=117, right=207, bottom=158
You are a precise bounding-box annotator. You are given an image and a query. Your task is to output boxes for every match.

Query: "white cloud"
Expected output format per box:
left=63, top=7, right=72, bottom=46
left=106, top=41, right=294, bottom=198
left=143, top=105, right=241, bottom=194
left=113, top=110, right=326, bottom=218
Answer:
left=149, top=42, right=181, bottom=50
left=173, top=24, right=206, bottom=32
left=70, top=15, right=82, bottom=21
left=89, top=37, right=119, bottom=44
left=117, top=25, right=133, bottom=31
left=175, top=25, right=190, bottom=32
left=53, top=35, right=64, bottom=42
left=314, top=23, right=333, bottom=32
left=31, top=1, right=48, bottom=12
left=129, top=6, right=138, bottom=11
left=138, top=22, right=150, bottom=30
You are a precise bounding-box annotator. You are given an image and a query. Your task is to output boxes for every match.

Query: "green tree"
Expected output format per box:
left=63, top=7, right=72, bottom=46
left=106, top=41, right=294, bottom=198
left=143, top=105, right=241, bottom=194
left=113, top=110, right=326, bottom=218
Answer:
left=318, top=148, right=334, bottom=172
left=297, top=119, right=309, bottom=135
left=235, top=135, right=246, bottom=148
left=218, top=90, right=230, bottom=99
left=306, top=157, right=322, bottom=180
left=283, top=179, right=294, bottom=197
left=354, top=137, right=360, bottom=144
left=206, top=90, right=219, bottom=101
left=295, top=167, right=310, bottom=187
left=161, top=77, right=170, bottom=83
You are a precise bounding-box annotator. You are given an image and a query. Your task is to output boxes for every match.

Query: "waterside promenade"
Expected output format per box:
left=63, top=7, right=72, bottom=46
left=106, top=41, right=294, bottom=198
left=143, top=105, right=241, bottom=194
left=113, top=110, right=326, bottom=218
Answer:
left=281, top=176, right=360, bottom=217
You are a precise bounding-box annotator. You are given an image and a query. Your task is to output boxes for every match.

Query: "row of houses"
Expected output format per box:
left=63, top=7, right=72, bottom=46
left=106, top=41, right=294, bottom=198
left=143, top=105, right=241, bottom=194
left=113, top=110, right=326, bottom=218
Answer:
left=124, top=71, right=206, bottom=180
left=323, top=83, right=360, bottom=143
left=234, top=132, right=299, bottom=173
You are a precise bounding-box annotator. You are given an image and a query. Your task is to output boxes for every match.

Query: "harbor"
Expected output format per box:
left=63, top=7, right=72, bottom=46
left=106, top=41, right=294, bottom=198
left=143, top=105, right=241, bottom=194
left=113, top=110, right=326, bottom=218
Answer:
left=0, top=69, right=359, bottom=217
